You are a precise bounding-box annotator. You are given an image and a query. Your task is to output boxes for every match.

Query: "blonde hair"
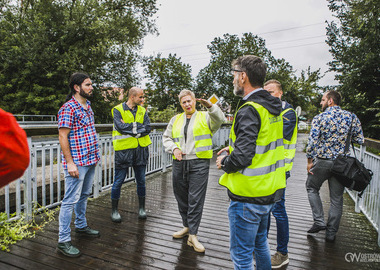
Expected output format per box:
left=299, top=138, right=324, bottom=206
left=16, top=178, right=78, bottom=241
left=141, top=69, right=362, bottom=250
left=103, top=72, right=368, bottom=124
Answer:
left=264, top=79, right=282, bottom=91
left=178, top=89, right=195, bottom=102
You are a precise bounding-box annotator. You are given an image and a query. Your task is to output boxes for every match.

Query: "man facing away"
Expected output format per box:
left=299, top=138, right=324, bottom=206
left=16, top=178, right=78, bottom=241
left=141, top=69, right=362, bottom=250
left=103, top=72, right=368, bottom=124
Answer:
left=306, top=90, right=364, bottom=242
left=264, top=79, right=297, bottom=268
left=216, top=55, right=285, bottom=270
left=57, top=72, right=101, bottom=257
left=110, top=87, right=151, bottom=222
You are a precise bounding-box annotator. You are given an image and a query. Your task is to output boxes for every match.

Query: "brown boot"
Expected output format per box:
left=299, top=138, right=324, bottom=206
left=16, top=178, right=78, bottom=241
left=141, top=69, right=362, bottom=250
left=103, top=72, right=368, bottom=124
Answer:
left=172, top=227, right=189, bottom=239
left=187, top=234, right=205, bottom=253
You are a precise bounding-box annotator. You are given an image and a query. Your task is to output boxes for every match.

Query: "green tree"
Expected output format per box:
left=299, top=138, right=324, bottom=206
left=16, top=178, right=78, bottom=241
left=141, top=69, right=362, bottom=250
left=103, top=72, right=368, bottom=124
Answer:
left=143, top=53, right=193, bottom=111
left=195, top=33, right=322, bottom=114
left=326, top=0, right=380, bottom=139
left=148, top=104, right=177, bottom=123
left=0, top=0, right=158, bottom=123
left=283, top=67, right=323, bottom=120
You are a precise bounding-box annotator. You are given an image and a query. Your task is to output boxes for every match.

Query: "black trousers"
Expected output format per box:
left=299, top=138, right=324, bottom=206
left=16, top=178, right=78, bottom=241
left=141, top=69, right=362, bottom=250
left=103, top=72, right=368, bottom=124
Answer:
left=172, top=159, right=210, bottom=235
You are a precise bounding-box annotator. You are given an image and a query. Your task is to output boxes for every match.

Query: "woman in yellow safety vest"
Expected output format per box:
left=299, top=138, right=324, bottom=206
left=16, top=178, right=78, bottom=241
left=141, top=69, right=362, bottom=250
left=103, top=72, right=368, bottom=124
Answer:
left=163, top=89, right=224, bottom=253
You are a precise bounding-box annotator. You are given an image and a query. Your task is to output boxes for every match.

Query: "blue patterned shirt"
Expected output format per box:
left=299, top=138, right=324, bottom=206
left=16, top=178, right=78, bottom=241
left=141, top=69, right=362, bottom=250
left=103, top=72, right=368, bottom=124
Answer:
left=306, top=106, right=364, bottom=160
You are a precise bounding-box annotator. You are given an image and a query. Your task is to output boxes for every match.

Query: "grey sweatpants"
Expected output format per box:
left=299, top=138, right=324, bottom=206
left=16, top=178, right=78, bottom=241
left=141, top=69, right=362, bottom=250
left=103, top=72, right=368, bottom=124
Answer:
left=306, top=158, right=345, bottom=237
left=172, top=159, right=210, bottom=235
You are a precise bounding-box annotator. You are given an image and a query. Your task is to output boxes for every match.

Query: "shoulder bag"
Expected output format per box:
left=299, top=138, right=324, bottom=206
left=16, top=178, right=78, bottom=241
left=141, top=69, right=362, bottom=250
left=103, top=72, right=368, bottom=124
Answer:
left=330, top=118, right=373, bottom=197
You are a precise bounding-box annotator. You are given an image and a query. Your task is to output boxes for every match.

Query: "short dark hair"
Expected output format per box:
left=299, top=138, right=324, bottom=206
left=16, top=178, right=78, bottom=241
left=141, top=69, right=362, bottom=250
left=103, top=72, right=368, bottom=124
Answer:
left=65, top=72, right=90, bottom=102
left=326, top=90, right=342, bottom=106
left=128, top=87, right=143, bottom=99
left=232, top=55, right=267, bottom=87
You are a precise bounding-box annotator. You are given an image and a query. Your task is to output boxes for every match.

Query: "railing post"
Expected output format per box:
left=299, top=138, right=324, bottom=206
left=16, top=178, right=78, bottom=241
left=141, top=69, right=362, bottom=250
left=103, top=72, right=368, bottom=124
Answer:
left=93, top=134, right=101, bottom=198
left=24, top=137, right=33, bottom=221
left=93, top=162, right=100, bottom=198
left=359, top=144, right=366, bottom=162
left=378, top=211, right=380, bottom=247
left=354, top=192, right=361, bottom=213
left=162, top=142, right=167, bottom=173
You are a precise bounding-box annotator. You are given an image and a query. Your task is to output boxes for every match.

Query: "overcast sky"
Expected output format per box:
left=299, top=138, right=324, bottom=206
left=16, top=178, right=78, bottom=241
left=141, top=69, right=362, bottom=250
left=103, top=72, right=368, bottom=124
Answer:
left=141, top=0, right=338, bottom=86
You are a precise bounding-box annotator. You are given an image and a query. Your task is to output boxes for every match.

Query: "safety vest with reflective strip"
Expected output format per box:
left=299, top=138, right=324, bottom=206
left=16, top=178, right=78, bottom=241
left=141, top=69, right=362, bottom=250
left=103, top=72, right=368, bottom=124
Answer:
left=172, top=111, right=213, bottom=159
left=282, top=107, right=298, bottom=172
left=111, top=104, right=152, bottom=151
left=219, top=101, right=286, bottom=198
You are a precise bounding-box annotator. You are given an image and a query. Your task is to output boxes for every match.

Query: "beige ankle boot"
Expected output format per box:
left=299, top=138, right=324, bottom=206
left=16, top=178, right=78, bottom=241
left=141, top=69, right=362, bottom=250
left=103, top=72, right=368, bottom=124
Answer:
left=172, top=227, right=189, bottom=239
left=187, top=234, right=205, bottom=253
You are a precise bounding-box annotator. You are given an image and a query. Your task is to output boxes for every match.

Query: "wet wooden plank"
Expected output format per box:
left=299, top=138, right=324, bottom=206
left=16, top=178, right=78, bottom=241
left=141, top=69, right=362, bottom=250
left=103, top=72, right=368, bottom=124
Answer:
left=0, top=133, right=379, bottom=269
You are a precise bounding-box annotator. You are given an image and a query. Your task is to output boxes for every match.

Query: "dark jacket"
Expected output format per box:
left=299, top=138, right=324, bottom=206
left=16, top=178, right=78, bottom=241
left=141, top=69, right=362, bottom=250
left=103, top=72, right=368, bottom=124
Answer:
left=221, top=89, right=283, bottom=203
left=282, top=101, right=297, bottom=141
left=113, top=103, right=151, bottom=169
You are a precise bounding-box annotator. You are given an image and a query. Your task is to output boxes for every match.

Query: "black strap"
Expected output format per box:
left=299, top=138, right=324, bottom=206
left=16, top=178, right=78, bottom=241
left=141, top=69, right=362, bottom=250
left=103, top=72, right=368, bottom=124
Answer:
left=343, top=115, right=354, bottom=156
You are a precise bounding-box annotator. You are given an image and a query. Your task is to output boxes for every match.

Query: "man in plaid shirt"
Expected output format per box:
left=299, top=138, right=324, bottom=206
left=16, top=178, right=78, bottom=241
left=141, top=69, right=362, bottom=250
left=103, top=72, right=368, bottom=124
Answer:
left=57, top=72, right=100, bottom=257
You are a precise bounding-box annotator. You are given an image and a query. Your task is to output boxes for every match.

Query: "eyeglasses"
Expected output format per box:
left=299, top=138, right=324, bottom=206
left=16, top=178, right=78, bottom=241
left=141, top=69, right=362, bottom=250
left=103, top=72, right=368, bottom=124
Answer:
left=231, top=69, right=244, bottom=75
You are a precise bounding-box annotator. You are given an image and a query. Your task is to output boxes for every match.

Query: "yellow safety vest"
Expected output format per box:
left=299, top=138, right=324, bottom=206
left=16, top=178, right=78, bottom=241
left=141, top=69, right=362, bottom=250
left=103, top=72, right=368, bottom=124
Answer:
left=219, top=101, right=286, bottom=198
left=111, top=103, right=152, bottom=151
left=282, top=107, right=298, bottom=172
left=172, top=111, right=213, bottom=159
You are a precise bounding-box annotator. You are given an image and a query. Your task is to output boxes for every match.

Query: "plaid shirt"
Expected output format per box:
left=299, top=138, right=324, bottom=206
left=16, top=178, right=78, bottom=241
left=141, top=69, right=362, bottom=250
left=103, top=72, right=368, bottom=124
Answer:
left=58, top=97, right=100, bottom=169
left=306, top=106, right=364, bottom=160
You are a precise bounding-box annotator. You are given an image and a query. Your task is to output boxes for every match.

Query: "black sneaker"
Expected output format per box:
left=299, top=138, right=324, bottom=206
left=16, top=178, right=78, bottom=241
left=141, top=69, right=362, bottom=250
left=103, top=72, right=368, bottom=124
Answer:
left=57, top=241, right=81, bottom=257
left=326, top=234, right=336, bottom=242
left=75, top=226, right=100, bottom=236
left=307, top=224, right=326, bottom=233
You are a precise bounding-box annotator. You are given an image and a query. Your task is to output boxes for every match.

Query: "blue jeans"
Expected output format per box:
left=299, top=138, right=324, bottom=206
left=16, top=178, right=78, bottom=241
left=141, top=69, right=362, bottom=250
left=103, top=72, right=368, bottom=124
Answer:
left=228, top=201, right=274, bottom=270
left=267, top=189, right=289, bottom=254
left=111, top=165, right=146, bottom=199
left=58, top=165, right=96, bottom=243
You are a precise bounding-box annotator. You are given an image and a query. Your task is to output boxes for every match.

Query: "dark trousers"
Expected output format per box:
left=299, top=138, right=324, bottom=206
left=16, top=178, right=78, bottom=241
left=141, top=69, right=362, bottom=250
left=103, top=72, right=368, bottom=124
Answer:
left=306, top=158, right=344, bottom=237
left=172, top=159, right=210, bottom=235
left=111, top=165, right=146, bottom=199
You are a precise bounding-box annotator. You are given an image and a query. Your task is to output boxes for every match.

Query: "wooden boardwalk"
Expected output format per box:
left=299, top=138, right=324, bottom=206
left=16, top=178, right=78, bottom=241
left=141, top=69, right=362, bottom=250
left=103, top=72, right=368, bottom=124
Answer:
left=1, top=134, right=380, bottom=269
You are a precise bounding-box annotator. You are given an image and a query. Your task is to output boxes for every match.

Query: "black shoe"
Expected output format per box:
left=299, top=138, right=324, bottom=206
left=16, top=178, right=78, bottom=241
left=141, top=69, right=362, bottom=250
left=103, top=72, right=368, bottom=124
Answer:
left=75, top=226, right=100, bottom=236
left=326, top=235, right=336, bottom=242
left=57, top=241, right=81, bottom=257
left=307, top=224, right=327, bottom=233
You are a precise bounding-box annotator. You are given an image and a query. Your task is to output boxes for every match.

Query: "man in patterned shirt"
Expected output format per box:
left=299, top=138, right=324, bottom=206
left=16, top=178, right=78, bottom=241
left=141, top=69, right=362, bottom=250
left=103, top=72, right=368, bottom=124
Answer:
left=306, top=90, right=364, bottom=242
left=57, top=72, right=101, bottom=257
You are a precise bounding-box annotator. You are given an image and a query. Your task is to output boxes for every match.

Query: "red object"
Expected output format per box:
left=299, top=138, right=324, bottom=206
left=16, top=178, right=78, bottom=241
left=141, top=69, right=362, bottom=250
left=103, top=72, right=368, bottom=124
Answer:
left=0, top=108, right=30, bottom=188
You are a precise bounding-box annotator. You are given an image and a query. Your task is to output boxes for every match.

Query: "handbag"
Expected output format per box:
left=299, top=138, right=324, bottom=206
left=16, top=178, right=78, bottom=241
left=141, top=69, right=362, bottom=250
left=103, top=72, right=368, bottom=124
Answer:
left=330, top=118, right=373, bottom=197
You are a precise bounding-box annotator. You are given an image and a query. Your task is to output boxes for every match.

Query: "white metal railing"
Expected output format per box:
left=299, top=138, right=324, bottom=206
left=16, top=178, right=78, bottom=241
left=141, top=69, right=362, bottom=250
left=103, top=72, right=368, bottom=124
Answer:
left=0, top=126, right=230, bottom=223
left=14, top=114, right=57, bottom=122
left=298, top=121, right=310, bottom=131
left=346, top=145, right=380, bottom=247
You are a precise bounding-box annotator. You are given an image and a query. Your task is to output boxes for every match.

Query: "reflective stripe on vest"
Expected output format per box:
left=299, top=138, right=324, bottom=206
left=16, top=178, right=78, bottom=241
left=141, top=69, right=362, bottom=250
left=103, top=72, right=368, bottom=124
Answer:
left=240, top=159, right=285, bottom=177
left=282, top=107, right=298, bottom=172
left=111, top=104, right=152, bottom=151
left=172, top=111, right=213, bottom=159
left=219, top=101, right=286, bottom=198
